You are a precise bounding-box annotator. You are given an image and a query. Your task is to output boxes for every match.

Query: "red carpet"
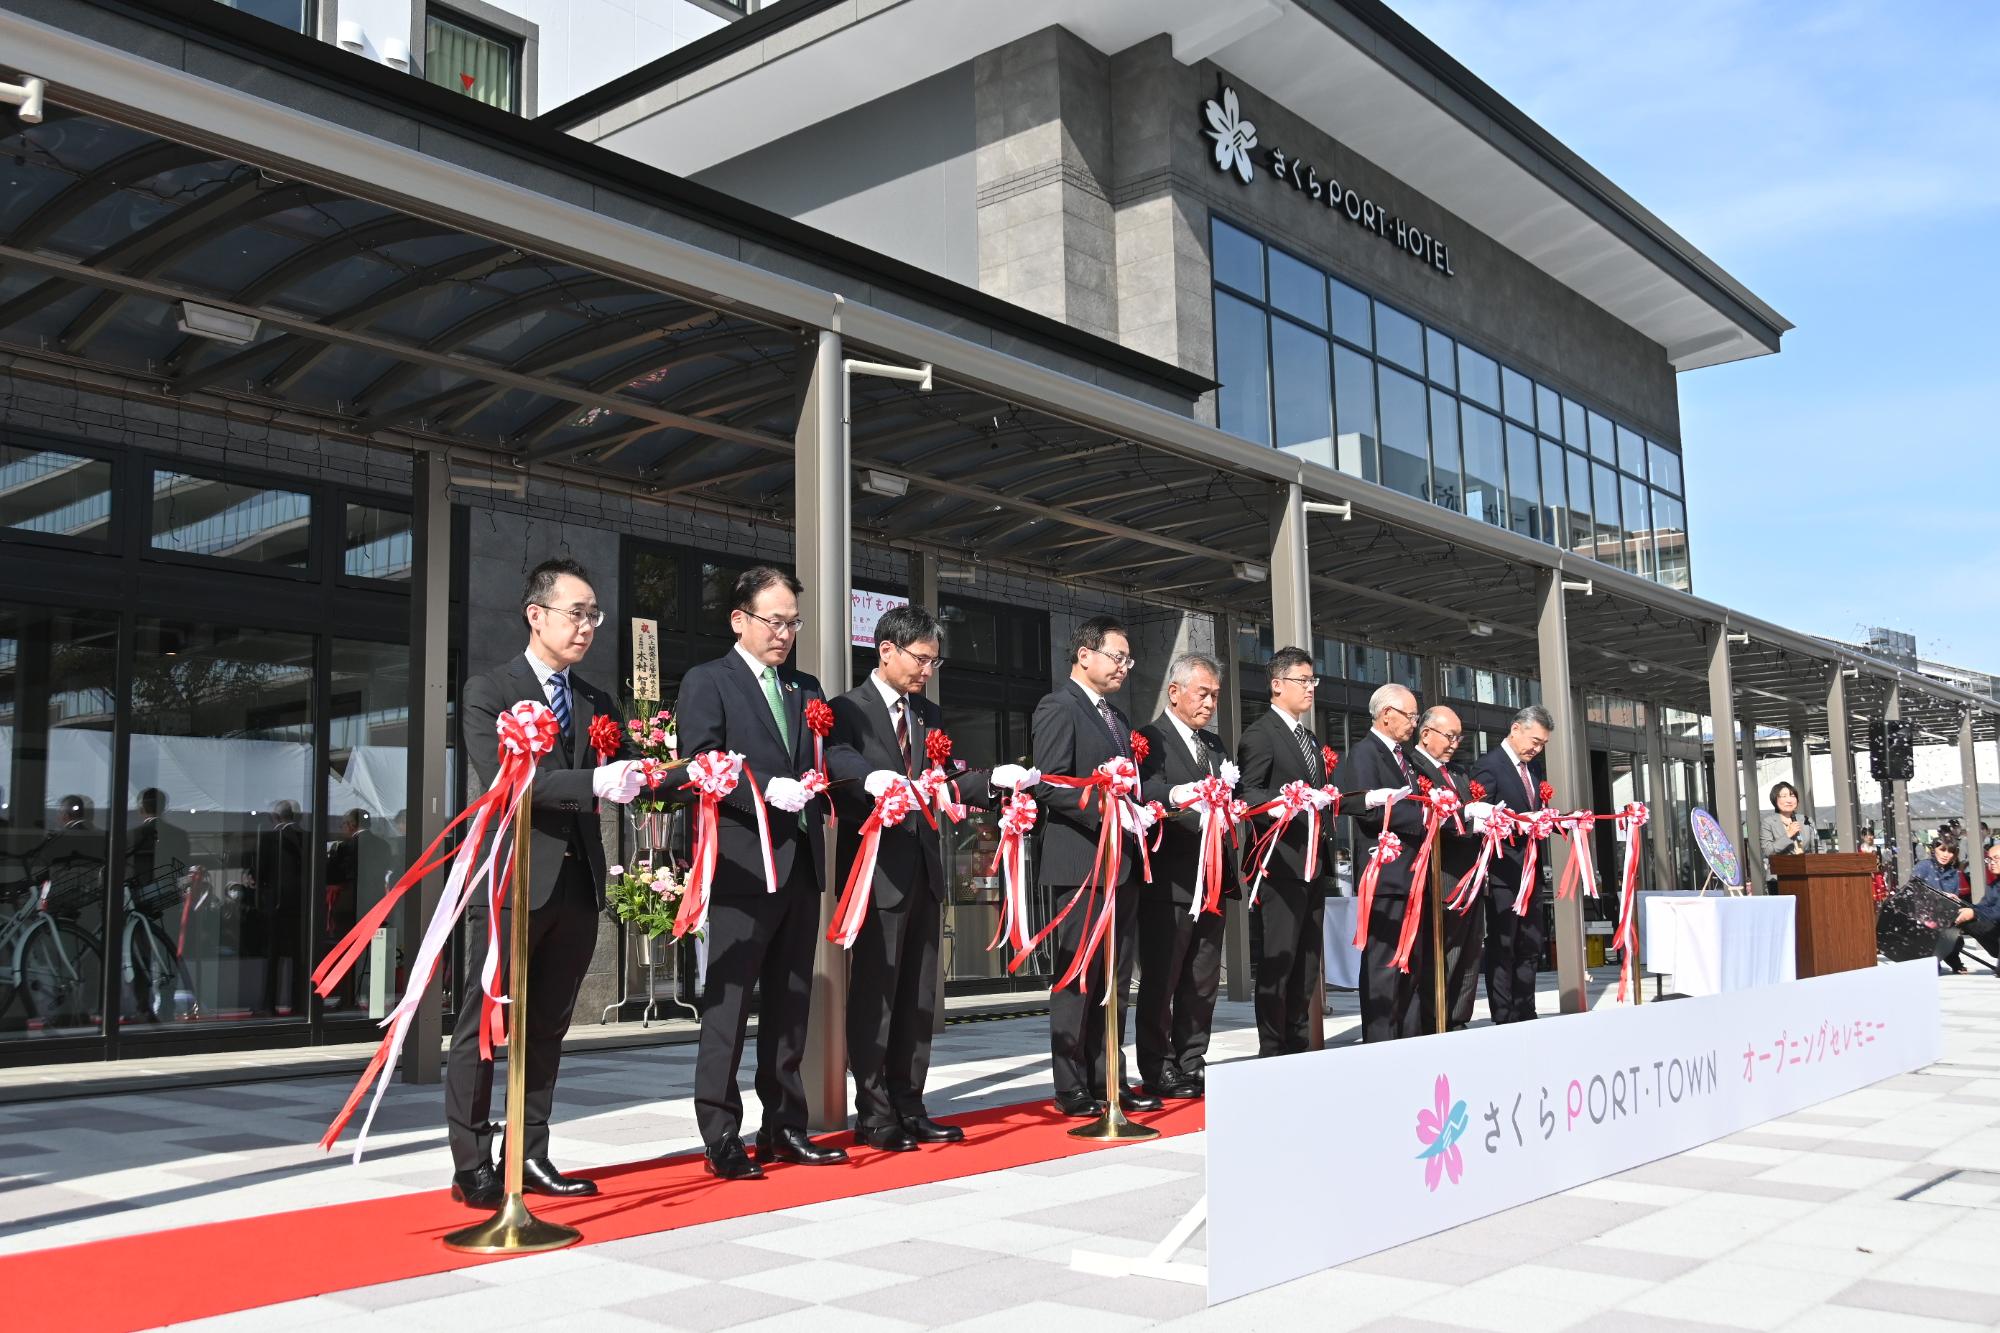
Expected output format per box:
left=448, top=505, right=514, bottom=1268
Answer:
left=14, top=1098, right=1204, bottom=1333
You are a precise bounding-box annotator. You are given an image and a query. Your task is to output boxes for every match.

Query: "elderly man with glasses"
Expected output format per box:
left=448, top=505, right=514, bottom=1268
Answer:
left=1406, top=705, right=1486, bottom=1032
left=1331, top=684, right=1432, bottom=1042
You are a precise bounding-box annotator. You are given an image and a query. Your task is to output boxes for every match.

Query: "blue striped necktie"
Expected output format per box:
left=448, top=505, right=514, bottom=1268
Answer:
left=550, top=671, right=571, bottom=735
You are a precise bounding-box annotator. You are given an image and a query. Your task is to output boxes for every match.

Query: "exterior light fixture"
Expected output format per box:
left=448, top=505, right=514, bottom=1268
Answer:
left=176, top=301, right=261, bottom=346
left=1467, top=621, right=1494, bottom=638
left=1232, top=561, right=1268, bottom=582
left=859, top=469, right=908, bottom=499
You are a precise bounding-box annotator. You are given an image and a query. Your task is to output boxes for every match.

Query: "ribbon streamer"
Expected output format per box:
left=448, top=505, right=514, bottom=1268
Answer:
left=672, top=750, right=779, bottom=940
left=1177, top=772, right=1240, bottom=919
left=987, top=789, right=1039, bottom=954
left=1612, top=802, right=1649, bottom=1001
left=1017, top=758, right=1144, bottom=995
left=828, top=779, right=924, bottom=948
left=1554, top=811, right=1601, bottom=903
left=1352, top=793, right=1405, bottom=949
left=1243, top=780, right=1326, bottom=906
left=1390, top=786, right=1460, bottom=971
left=1510, top=808, right=1560, bottom=916
left=1448, top=804, right=1516, bottom=913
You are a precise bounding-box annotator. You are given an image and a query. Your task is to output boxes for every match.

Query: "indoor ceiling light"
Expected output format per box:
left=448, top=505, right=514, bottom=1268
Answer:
left=177, top=300, right=261, bottom=346
left=1467, top=621, right=1494, bottom=638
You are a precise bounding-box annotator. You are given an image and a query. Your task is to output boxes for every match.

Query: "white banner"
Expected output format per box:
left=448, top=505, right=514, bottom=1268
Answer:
left=1206, top=961, right=1941, bottom=1305
left=850, top=587, right=908, bottom=648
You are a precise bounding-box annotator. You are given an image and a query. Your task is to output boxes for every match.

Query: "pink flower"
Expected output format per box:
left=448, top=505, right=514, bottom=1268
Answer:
left=655, top=709, right=673, bottom=723
left=1414, top=1073, right=1467, bottom=1191
left=648, top=728, right=667, bottom=746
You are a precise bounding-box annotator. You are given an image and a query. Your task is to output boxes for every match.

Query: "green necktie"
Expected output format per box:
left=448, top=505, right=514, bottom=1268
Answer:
left=761, top=665, right=790, bottom=749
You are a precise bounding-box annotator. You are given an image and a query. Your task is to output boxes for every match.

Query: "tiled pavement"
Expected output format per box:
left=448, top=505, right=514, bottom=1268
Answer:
left=8, top=972, right=2000, bottom=1330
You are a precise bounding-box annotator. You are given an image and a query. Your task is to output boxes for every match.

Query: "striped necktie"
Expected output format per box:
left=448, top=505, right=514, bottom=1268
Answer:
left=549, top=671, right=571, bottom=736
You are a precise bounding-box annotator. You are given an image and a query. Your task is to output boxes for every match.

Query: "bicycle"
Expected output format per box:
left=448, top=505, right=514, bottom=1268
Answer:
left=0, top=862, right=97, bottom=1031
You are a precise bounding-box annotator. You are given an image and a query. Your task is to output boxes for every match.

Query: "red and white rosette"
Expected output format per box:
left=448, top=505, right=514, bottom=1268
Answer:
left=803, top=698, right=834, bottom=776
left=1612, top=801, right=1649, bottom=1001
left=311, top=698, right=558, bottom=1160
left=1448, top=804, right=1517, bottom=913
left=1019, top=756, right=1145, bottom=993
left=1554, top=810, right=1601, bottom=902
left=1178, top=771, right=1240, bottom=918
left=675, top=749, right=780, bottom=940
left=988, top=789, right=1039, bottom=955
left=1243, top=779, right=1322, bottom=907
left=1391, top=785, right=1462, bottom=971
left=1353, top=825, right=1404, bottom=949
left=1511, top=807, right=1560, bottom=916
left=828, top=778, right=924, bottom=949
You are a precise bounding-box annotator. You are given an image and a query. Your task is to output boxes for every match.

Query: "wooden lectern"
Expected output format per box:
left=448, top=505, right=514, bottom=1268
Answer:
left=1769, top=853, right=1878, bottom=978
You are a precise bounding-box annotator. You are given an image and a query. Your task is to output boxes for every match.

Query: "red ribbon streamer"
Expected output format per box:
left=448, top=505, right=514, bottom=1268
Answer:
left=987, top=790, right=1039, bottom=953
left=1390, top=787, right=1460, bottom=972
left=1352, top=791, right=1406, bottom=948
left=1015, top=759, right=1143, bottom=993
left=1613, top=802, right=1650, bottom=1001
left=828, top=780, right=923, bottom=948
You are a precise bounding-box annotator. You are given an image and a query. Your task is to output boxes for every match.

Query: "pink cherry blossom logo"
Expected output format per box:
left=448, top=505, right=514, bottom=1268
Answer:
left=1414, top=1073, right=1468, bottom=1191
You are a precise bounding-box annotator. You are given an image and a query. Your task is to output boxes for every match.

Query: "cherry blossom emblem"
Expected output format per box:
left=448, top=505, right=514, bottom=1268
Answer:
left=1415, top=1073, right=1468, bottom=1191
left=1204, top=87, right=1258, bottom=184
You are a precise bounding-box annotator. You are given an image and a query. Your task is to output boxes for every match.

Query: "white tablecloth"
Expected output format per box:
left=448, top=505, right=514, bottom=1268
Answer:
left=1639, top=892, right=1796, bottom=996
left=1324, top=895, right=1362, bottom=988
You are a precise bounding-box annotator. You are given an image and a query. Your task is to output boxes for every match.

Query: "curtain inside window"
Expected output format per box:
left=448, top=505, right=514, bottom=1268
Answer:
left=425, top=13, right=516, bottom=113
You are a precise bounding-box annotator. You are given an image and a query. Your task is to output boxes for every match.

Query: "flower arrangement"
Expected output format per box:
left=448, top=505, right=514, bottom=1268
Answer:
left=606, top=861, right=688, bottom=940
left=624, top=701, right=680, bottom=813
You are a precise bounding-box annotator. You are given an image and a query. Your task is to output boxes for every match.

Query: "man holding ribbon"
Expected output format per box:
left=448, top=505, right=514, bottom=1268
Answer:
left=1472, top=704, right=1556, bottom=1025
left=444, top=558, right=648, bottom=1208
left=1236, top=647, right=1336, bottom=1058
left=1408, top=705, right=1490, bottom=1033
left=824, top=604, right=1020, bottom=1152
left=1333, top=684, right=1431, bottom=1043
left=1135, top=651, right=1236, bottom=1100
left=676, top=566, right=846, bottom=1179
left=1032, top=615, right=1159, bottom=1118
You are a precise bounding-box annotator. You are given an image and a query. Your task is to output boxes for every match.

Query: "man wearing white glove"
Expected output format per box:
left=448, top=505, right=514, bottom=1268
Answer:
left=1135, top=652, right=1237, bottom=1099
left=990, top=763, right=1039, bottom=792
left=675, top=566, right=846, bottom=1178
left=1331, top=684, right=1431, bottom=1044
left=446, top=557, right=657, bottom=1209
left=1364, top=785, right=1413, bottom=809
left=1408, top=705, right=1481, bottom=1033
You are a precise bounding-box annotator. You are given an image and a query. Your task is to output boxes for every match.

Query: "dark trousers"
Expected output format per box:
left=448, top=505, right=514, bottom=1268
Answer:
left=259, top=908, right=302, bottom=1015
left=1048, top=878, right=1138, bottom=1099
left=1253, top=879, right=1322, bottom=1057
left=1359, top=893, right=1425, bottom=1043
left=1135, top=894, right=1223, bottom=1085
left=847, top=887, right=943, bottom=1130
left=694, top=866, right=820, bottom=1146
left=1422, top=897, right=1484, bottom=1033
left=443, top=860, right=598, bottom=1172
left=1483, top=889, right=1544, bottom=1024
left=1939, top=918, right=2000, bottom=969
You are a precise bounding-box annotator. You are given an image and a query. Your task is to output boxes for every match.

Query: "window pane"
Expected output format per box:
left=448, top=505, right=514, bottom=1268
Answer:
left=1211, top=218, right=1264, bottom=299
left=1505, top=424, right=1540, bottom=539
left=1562, top=396, right=1587, bottom=447
left=940, top=603, right=999, bottom=667
left=1425, top=328, right=1455, bottom=388
left=1214, top=292, right=1271, bottom=446
left=1460, top=405, right=1505, bottom=527
left=1267, top=248, right=1325, bottom=328
left=1565, top=450, right=1594, bottom=553
left=698, top=561, right=751, bottom=637
left=215, top=0, right=310, bottom=32
left=0, top=443, right=113, bottom=542
left=343, top=504, right=411, bottom=581
left=1377, top=365, right=1429, bottom=500
left=1540, top=438, right=1567, bottom=546
left=1329, top=278, right=1372, bottom=350
left=151, top=471, right=312, bottom=570
left=426, top=12, right=518, bottom=113
left=1457, top=344, right=1499, bottom=408
left=1536, top=385, right=1562, bottom=434
left=1501, top=366, right=1535, bottom=426
left=321, top=639, right=410, bottom=1022
left=0, top=605, right=118, bottom=1042
left=1592, top=462, right=1621, bottom=561
left=1333, top=344, right=1377, bottom=482
left=1375, top=303, right=1424, bottom=374
left=1622, top=475, right=1654, bottom=579
left=1649, top=442, right=1683, bottom=495
left=130, top=620, right=316, bottom=1027
left=1428, top=388, right=1462, bottom=513
left=628, top=548, right=682, bottom=631
left=1616, top=424, right=1646, bottom=477
left=1272, top=319, right=1332, bottom=467
left=1588, top=410, right=1616, bottom=463
left=1653, top=493, right=1690, bottom=591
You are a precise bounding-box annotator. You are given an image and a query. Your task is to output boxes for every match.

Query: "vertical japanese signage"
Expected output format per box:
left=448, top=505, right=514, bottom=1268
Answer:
left=631, top=616, right=660, bottom=700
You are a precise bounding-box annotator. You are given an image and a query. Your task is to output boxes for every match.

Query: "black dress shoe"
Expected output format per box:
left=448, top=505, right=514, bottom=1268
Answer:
left=1053, top=1090, right=1106, bottom=1118
left=856, top=1123, right=919, bottom=1152
left=704, top=1135, right=764, bottom=1181
left=901, top=1114, right=964, bottom=1143
left=449, top=1163, right=502, bottom=1209
left=756, top=1125, right=850, bottom=1166
left=1120, top=1086, right=1163, bottom=1113
left=522, top=1156, right=599, bottom=1197
left=1147, top=1075, right=1202, bottom=1101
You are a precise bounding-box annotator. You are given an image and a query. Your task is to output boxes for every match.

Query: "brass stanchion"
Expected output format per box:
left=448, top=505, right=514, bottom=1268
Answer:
left=1070, top=829, right=1158, bottom=1143
left=1430, top=847, right=1447, bottom=1036
left=444, top=787, right=581, bottom=1254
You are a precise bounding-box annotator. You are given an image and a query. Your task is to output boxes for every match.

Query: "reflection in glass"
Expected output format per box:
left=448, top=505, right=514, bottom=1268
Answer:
left=1333, top=344, right=1377, bottom=482
left=1649, top=442, right=1683, bottom=495
left=1374, top=303, right=1424, bottom=374
left=1616, top=425, right=1647, bottom=478
left=1501, top=367, right=1535, bottom=426
left=1428, top=388, right=1462, bottom=512
left=1566, top=450, right=1594, bottom=553
left=1622, top=476, right=1655, bottom=580
left=0, top=606, right=116, bottom=1041
left=1536, top=385, right=1562, bottom=436
left=1425, top=328, right=1455, bottom=389
left=322, top=640, right=409, bottom=1020
left=1272, top=319, right=1332, bottom=467
left=629, top=549, right=681, bottom=629
left=942, top=603, right=999, bottom=667
left=1215, top=292, right=1272, bottom=447
left=1562, top=397, right=1587, bottom=447
left=1457, top=344, right=1499, bottom=409
left=151, top=470, right=312, bottom=569
left=343, top=504, right=412, bottom=581
left=1653, top=493, right=1690, bottom=590
left=1267, top=248, right=1325, bottom=328
left=1460, top=405, right=1506, bottom=527
left=1593, top=462, right=1621, bottom=562
left=1505, top=424, right=1540, bottom=539
left=129, top=620, right=314, bottom=1026
left=1540, top=438, right=1567, bottom=546
left=1377, top=365, right=1430, bottom=500
left=0, top=444, right=113, bottom=542
left=1330, top=279, right=1372, bottom=350
left=1587, top=411, right=1616, bottom=463
left=1211, top=218, right=1265, bottom=298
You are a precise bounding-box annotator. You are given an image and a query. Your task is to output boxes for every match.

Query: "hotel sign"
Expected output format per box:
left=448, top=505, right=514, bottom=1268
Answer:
left=1203, top=85, right=1455, bottom=278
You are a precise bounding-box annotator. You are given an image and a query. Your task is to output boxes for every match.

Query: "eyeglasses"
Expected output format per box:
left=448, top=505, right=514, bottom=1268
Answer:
left=532, top=603, right=604, bottom=629
left=1087, top=646, right=1137, bottom=670
left=1277, top=675, right=1320, bottom=688
left=740, top=610, right=805, bottom=636
left=1383, top=704, right=1419, bottom=721
left=891, top=642, right=946, bottom=671
left=1424, top=727, right=1462, bottom=744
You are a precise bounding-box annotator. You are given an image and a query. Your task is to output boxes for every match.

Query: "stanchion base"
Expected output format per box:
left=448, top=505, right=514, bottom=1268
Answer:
left=441, top=1193, right=582, bottom=1254
left=1067, top=1110, right=1160, bottom=1142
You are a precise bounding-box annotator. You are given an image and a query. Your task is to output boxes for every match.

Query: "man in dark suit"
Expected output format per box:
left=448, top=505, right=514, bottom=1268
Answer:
left=444, top=558, right=647, bottom=1207
left=676, top=566, right=847, bottom=1179
left=127, top=787, right=190, bottom=891
left=1134, top=651, right=1235, bottom=1099
left=1032, top=614, right=1160, bottom=1117
left=1333, top=684, right=1432, bottom=1043
left=252, top=800, right=308, bottom=1019
left=825, top=604, right=1013, bottom=1152
left=1406, top=706, right=1488, bottom=1033
left=1236, top=646, right=1336, bottom=1057
left=1470, top=704, right=1556, bottom=1024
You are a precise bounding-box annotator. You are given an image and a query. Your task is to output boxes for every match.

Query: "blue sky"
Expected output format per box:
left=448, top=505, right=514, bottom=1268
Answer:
left=1389, top=0, right=2000, bottom=671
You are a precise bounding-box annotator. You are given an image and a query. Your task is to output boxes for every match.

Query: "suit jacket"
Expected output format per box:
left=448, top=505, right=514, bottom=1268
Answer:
left=1407, top=747, right=1479, bottom=883
left=1334, top=731, right=1431, bottom=898
left=252, top=822, right=308, bottom=919
left=1032, top=680, right=1138, bottom=889
left=461, top=654, right=631, bottom=911
left=824, top=679, right=991, bottom=910
left=1137, top=715, right=1240, bottom=906
left=674, top=649, right=828, bottom=894
left=1236, top=707, right=1334, bottom=885
left=127, top=815, right=189, bottom=888
left=1467, top=744, right=1547, bottom=905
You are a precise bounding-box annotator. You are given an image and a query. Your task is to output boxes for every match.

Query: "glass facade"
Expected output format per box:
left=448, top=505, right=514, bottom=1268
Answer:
left=1211, top=217, right=1692, bottom=590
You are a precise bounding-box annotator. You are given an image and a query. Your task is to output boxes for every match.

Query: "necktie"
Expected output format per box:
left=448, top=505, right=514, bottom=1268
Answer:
left=1189, top=730, right=1210, bottom=775
left=1518, top=761, right=1535, bottom=808
left=549, top=671, right=571, bottom=736
left=894, top=698, right=912, bottom=774
left=1392, top=743, right=1411, bottom=784
left=761, top=666, right=790, bottom=749
left=1096, top=698, right=1124, bottom=752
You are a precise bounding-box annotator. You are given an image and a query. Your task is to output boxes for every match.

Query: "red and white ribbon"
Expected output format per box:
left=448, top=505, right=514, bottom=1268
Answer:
left=1448, top=805, right=1517, bottom=913
left=1510, top=808, right=1561, bottom=916
left=1612, top=802, right=1649, bottom=1001
left=1019, top=757, right=1145, bottom=995
left=675, top=750, right=779, bottom=940
left=828, top=778, right=924, bottom=949
left=1244, top=780, right=1324, bottom=906
left=1353, top=820, right=1404, bottom=949
left=987, top=789, right=1039, bottom=955
left=914, top=765, right=966, bottom=825
left=1178, top=772, right=1241, bottom=918
left=1391, top=786, right=1461, bottom=971
left=1554, top=811, right=1601, bottom=902
left=311, top=698, right=558, bottom=1160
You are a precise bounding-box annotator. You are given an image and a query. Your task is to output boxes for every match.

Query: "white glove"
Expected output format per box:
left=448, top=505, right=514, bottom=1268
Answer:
left=1168, top=782, right=1198, bottom=807
left=1463, top=801, right=1494, bottom=822
left=1302, top=786, right=1336, bottom=811
left=863, top=770, right=904, bottom=799
left=764, top=776, right=809, bottom=813
left=1365, top=786, right=1412, bottom=810
left=592, top=760, right=646, bottom=805
left=1120, top=801, right=1158, bottom=836
left=991, top=763, right=1039, bottom=791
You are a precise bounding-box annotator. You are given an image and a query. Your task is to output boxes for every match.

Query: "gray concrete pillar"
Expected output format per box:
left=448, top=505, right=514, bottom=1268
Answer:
left=1268, top=486, right=1318, bottom=1043
left=1215, top=609, right=1252, bottom=1004
left=1789, top=703, right=1815, bottom=836
left=1706, top=627, right=1745, bottom=889
left=1643, top=705, right=1673, bottom=891
left=1826, top=669, right=1858, bottom=851
left=402, top=451, right=450, bottom=1084
left=1740, top=701, right=1766, bottom=891
left=1538, top=573, right=1588, bottom=1014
